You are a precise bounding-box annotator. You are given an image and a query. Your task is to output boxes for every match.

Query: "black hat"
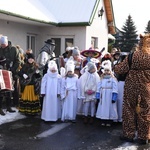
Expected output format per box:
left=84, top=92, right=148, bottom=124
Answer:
left=45, top=39, right=55, bottom=45
left=27, top=53, right=35, bottom=59
left=113, top=51, right=121, bottom=57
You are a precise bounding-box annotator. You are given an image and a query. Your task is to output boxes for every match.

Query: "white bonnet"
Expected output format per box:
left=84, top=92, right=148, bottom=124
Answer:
left=48, top=60, right=58, bottom=71
left=65, top=60, right=75, bottom=73
left=101, top=60, right=112, bottom=72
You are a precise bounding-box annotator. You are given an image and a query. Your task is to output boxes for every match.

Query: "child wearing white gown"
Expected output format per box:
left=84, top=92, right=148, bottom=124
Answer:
left=79, top=62, right=100, bottom=124
left=96, top=60, right=118, bottom=126
left=41, top=60, right=62, bottom=122
left=61, top=60, right=78, bottom=122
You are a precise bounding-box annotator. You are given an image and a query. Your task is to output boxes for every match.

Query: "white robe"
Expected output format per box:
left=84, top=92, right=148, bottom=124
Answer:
left=41, top=70, right=62, bottom=121
left=77, top=71, right=100, bottom=115
left=96, top=77, right=118, bottom=120
left=61, top=75, right=78, bottom=121
left=117, top=81, right=125, bottom=122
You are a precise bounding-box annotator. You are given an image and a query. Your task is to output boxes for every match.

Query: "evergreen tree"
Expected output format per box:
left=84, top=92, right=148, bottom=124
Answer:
left=145, top=20, right=150, bottom=33
left=114, top=15, right=138, bottom=52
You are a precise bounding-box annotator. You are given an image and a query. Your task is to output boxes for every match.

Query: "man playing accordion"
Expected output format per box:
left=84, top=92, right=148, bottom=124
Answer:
left=0, top=36, right=21, bottom=115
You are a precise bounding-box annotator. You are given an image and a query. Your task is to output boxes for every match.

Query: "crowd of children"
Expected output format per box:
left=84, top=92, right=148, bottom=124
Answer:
left=39, top=46, right=125, bottom=127
left=0, top=35, right=124, bottom=127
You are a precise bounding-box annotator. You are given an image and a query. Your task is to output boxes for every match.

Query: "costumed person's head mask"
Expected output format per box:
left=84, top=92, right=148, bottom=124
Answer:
left=139, top=33, right=150, bottom=53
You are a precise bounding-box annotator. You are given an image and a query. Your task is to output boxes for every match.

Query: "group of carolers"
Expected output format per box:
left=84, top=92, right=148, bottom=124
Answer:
left=0, top=35, right=124, bottom=126
left=40, top=46, right=123, bottom=126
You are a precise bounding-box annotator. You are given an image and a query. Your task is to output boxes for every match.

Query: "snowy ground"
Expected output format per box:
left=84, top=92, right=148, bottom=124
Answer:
left=0, top=107, right=26, bottom=125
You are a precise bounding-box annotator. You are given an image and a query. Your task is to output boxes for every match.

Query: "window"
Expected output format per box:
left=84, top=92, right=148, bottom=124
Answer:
left=51, top=38, right=61, bottom=57
left=65, top=38, right=74, bottom=48
left=26, top=34, right=36, bottom=55
left=91, top=37, right=98, bottom=49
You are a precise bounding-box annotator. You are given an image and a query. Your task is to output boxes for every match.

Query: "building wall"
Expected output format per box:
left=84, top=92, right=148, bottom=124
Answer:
left=42, top=26, right=87, bottom=54
left=86, top=0, right=108, bottom=53
left=0, top=19, right=44, bottom=55
left=0, top=2, right=109, bottom=58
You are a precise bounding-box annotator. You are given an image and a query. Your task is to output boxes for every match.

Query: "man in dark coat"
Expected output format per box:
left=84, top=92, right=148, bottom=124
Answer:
left=0, top=36, right=21, bottom=115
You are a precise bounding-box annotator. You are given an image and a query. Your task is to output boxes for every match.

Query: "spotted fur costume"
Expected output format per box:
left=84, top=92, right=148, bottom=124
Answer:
left=114, top=34, right=150, bottom=140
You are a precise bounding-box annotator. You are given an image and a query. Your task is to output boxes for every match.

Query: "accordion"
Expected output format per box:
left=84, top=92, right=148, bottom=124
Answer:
left=0, top=70, right=14, bottom=91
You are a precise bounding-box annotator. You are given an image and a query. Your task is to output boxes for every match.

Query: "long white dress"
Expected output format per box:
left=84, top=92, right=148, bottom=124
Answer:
left=117, top=81, right=125, bottom=122
left=61, top=75, right=78, bottom=121
left=41, top=70, right=62, bottom=121
left=78, top=71, right=100, bottom=116
left=96, top=76, right=118, bottom=120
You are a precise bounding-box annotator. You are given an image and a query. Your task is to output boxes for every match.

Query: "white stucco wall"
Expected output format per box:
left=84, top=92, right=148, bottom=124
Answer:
left=86, top=0, right=108, bottom=53
left=42, top=26, right=87, bottom=54
left=0, top=19, right=44, bottom=53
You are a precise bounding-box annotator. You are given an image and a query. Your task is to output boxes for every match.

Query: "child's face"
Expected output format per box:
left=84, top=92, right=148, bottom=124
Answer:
left=89, top=68, right=96, bottom=74
left=104, top=69, right=110, bottom=75
left=50, top=69, right=57, bottom=73
left=114, top=55, right=120, bottom=60
left=67, top=71, right=73, bottom=76
left=28, top=58, right=34, bottom=63
left=88, top=52, right=94, bottom=57
left=73, top=54, right=80, bottom=60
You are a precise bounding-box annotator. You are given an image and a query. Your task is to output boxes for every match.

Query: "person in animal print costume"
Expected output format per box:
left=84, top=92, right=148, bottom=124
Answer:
left=114, top=33, right=150, bottom=145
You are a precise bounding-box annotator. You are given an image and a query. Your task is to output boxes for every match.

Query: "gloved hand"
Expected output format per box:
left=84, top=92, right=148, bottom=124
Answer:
left=41, top=94, right=45, bottom=97
left=112, top=93, right=118, bottom=103
left=112, top=100, right=116, bottom=103
left=95, top=92, right=100, bottom=99
left=23, top=74, right=28, bottom=79
left=57, top=94, right=60, bottom=98
left=36, top=69, right=40, bottom=74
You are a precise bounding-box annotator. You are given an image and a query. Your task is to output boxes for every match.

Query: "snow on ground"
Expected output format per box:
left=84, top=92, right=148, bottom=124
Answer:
left=0, top=108, right=26, bottom=125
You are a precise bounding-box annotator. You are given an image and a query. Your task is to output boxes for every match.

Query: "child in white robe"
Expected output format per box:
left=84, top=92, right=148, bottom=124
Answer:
left=96, top=60, right=118, bottom=126
left=41, top=60, right=62, bottom=122
left=79, top=62, right=100, bottom=124
left=61, top=60, right=78, bottom=122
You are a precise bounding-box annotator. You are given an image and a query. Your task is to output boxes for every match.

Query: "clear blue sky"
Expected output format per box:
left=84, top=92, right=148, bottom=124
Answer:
left=112, top=0, right=150, bottom=34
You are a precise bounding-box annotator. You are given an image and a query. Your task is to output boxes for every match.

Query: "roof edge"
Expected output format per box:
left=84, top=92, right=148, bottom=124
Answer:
left=57, top=22, right=90, bottom=27
left=89, top=0, right=101, bottom=25
left=0, top=9, right=57, bottom=26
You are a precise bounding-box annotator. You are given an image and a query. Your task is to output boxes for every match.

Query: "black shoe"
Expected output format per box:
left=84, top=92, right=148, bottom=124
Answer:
left=89, top=117, right=94, bottom=124
left=0, top=109, right=5, bottom=116
left=71, top=120, right=76, bottom=123
left=137, top=139, right=149, bottom=145
left=6, top=107, right=16, bottom=113
left=83, top=117, right=88, bottom=124
left=120, top=135, right=134, bottom=142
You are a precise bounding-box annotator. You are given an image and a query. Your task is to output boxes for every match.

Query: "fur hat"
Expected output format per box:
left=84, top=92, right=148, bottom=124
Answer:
left=0, top=36, right=8, bottom=45
left=48, top=60, right=58, bottom=71
left=72, top=48, right=80, bottom=56
left=101, top=60, right=112, bottom=73
left=65, top=60, right=75, bottom=73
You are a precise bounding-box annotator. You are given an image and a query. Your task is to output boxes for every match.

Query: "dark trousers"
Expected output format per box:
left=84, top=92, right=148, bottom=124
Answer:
left=0, top=93, right=12, bottom=109
left=12, top=78, right=20, bottom=107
